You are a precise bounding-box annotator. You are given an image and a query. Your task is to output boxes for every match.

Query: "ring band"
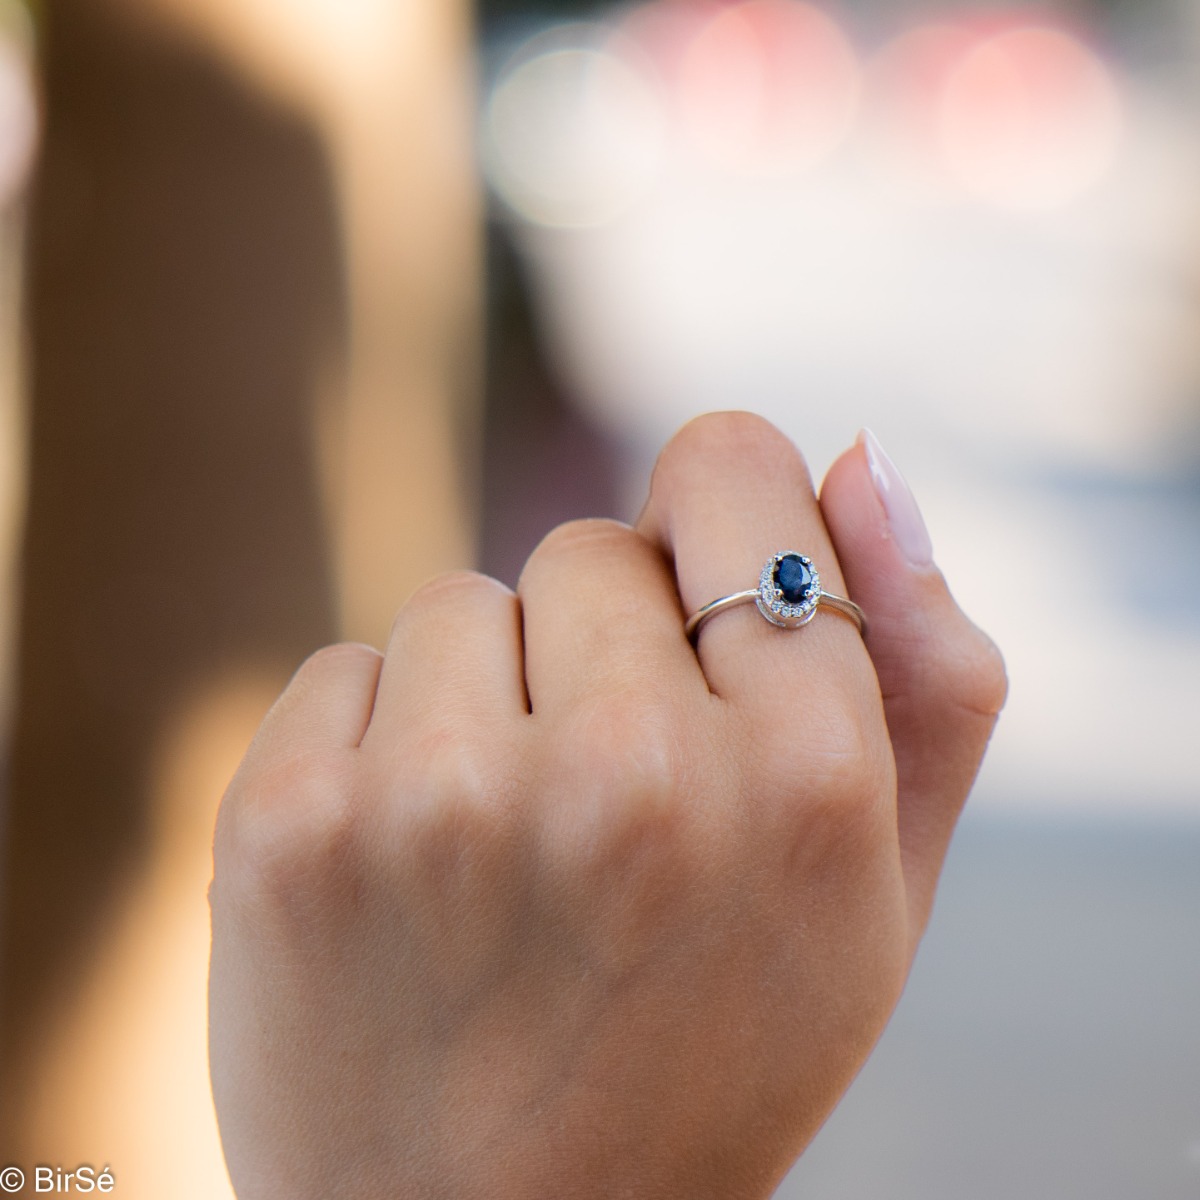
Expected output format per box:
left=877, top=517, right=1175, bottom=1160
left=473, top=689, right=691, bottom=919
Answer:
left=685, top=551, right=866, bottom=642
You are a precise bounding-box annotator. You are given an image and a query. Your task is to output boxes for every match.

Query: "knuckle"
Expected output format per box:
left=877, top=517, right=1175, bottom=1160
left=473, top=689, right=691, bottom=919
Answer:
left=755, top=675, right=865, bottom=774
left=413, top=726, right=505, bottom=814
left=220, top=752, right=358, bottom=906
left=553, top=696, right=687, bottom=863
left=403, top=727, right=519, bottom=875
left=781, top=752, right=894, bottom=884
left=968, top=629, right=1009, bottom=716
left=750, top=693, right=893, bottom=836
left=521, top=518, right=635, bottom=583
left=653, top=412, right=813, bottom=495
left=586, top=695, right=680, bottom=797
left=395, top=570, right=510, bottom=631
left=935, top=623, right=1009, bottom=721
left=291, top=641, right=382, bottom=692
left=299, top=640, right=381, bottom=674
left=412, top=569, right=508, bottom=607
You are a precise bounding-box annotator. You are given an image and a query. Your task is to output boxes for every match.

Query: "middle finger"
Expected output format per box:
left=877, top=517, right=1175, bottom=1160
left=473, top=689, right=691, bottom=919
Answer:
left=518, top=519, right=707, bottom=717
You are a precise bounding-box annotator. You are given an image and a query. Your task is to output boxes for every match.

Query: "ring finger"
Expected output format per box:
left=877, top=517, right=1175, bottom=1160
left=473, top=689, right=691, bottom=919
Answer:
left=636, top=413, right=878, bottom=728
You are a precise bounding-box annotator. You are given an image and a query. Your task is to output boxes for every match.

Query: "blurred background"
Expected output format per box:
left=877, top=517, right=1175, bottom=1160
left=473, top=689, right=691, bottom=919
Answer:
left=0, top=0, right=1197, bottom=1196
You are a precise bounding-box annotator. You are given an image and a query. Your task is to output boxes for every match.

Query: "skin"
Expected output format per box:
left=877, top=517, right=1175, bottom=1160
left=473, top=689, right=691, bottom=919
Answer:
left=209, top=413, right=1007, bottom=1200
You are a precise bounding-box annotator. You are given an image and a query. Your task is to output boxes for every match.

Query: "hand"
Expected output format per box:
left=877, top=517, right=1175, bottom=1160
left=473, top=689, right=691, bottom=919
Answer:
left=209, top=414, right=1006, bottom=1200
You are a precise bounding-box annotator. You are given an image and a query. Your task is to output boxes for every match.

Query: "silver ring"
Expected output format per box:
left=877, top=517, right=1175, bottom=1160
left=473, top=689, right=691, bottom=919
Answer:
left=685, top=552, right=866, bottom=642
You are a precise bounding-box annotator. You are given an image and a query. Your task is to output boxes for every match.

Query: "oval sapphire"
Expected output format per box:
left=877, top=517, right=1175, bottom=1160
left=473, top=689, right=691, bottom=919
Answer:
left=774, top=554, right=813, bottom=605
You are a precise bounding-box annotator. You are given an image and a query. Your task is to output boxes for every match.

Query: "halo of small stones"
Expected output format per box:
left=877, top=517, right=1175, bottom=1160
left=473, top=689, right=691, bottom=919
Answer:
left=756, top=552, right=821, bottom=629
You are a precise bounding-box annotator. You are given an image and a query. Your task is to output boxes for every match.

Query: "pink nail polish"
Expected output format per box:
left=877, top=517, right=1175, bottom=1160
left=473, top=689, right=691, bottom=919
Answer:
left=859, top=429, right=934, bottom=568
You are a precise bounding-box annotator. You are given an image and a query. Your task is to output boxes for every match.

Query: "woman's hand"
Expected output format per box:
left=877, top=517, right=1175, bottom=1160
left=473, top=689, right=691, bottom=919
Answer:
left=209, top=414, right=1005, bottom=1200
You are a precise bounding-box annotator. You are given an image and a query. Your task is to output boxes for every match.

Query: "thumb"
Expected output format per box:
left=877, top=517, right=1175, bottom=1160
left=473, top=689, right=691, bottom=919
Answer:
left=820, top=431, right=1007, bottom=945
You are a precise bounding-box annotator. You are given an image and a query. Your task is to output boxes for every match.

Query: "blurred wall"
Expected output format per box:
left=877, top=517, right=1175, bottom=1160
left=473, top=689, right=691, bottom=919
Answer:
left=1, top=0, right=480, bottom=1193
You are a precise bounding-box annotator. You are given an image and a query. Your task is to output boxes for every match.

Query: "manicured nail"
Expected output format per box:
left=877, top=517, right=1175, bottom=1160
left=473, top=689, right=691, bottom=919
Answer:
left=859, top=428, right=934, bottom=568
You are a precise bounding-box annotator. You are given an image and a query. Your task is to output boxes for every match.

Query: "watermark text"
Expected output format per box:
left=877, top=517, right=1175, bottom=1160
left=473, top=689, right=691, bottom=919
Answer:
left=0, top=1165, right=116, bottom=1193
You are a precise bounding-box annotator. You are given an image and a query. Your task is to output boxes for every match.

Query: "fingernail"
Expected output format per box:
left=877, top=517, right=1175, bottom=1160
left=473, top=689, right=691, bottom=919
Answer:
left=859, top=429, right=934, bottom=568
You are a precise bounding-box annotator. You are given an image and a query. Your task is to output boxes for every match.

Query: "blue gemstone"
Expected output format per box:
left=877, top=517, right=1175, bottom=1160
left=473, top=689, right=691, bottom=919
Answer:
left=774, top=554, right=813, bottom=605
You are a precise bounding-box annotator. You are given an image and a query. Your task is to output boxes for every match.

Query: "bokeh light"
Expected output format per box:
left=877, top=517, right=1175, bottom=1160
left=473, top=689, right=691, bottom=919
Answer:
left=484, top=25, right=667, bottom=229
left=862, top=23, right=985, bottom=203
left=938, top=24, right=1123, bottom=210
left=482, top=5, right=1123, bottom=226
left=613, top=0, right=722, bottom=89
left=674, top=0, right=859, bottom=174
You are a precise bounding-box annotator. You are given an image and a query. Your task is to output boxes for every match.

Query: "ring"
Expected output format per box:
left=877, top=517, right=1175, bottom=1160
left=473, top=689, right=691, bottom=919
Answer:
left=685, top=551, right=866, bottom=642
